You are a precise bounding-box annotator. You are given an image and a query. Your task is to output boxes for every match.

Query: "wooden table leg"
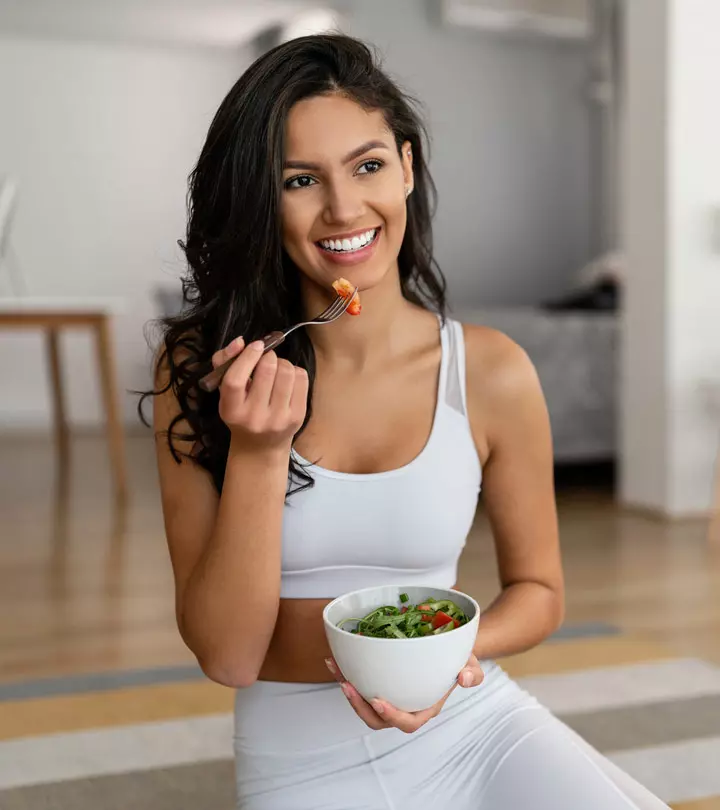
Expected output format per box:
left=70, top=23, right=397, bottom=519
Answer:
left=94, top=316, right=128, bottom=503
left=46, top=327, right=69, bottom=459
left=710, top=461, right=720, bottom=547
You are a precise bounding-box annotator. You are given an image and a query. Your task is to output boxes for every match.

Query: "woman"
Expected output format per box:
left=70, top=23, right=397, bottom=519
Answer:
left=146, top=34, right=669, bottom=810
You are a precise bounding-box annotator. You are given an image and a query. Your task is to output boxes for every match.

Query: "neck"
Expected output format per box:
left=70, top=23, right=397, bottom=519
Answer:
left=301, top=269, right=417, bottom=370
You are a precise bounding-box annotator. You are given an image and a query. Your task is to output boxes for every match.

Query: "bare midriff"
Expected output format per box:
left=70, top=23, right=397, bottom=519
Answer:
left=258, top=599, right=335, bottom=683
left=258, top=587, right=457, bottom=683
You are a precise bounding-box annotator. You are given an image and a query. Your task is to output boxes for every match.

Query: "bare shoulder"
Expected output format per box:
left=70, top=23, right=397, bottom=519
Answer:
left=459, top=323, right=549, bottom=456
left=152, top=330, right=203, bottom=435
left=152, top=344, right=185, bottom=436
left=461, top=323, right=541, bottom=400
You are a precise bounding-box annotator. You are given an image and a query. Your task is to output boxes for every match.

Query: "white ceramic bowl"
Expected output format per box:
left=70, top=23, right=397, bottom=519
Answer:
left=323, top=585, right=480, bottom=713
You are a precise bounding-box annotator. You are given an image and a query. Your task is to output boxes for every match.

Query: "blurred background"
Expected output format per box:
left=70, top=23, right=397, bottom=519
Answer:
left=1, top=1, right=719, bottom=808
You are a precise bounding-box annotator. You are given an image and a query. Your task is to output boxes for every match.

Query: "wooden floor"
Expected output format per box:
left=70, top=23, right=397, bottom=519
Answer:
left=2, top=433, right=718, bottom=683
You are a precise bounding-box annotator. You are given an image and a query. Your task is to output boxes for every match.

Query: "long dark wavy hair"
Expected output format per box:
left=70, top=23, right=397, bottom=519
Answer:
left=139, top=33, right=447, bottom=495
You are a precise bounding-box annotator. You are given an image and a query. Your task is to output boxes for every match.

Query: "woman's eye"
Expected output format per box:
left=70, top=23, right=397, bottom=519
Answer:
left=284, top=175, right=317, bottom=190
left=357, top=160, right=384, bottom=176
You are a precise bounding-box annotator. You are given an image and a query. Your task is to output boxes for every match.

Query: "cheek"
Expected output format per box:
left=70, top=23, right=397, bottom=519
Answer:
left=379, top=192, right=408, bottom=242
left=281, top=201, right=312, bottom=251
left=280, top=200, right=324, bottom=279
left=371, top=176, right=406, bottom=216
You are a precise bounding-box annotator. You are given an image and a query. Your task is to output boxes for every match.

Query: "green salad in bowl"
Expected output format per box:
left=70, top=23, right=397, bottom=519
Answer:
left=338, top=593, right=469, bottom=638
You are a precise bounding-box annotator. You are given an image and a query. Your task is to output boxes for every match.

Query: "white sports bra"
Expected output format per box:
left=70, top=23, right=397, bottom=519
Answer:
left=281, top=318, right=482, bottom=599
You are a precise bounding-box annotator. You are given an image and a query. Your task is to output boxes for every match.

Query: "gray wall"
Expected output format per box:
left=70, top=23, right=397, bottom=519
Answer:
left=341, top=0, right=592, bottom=309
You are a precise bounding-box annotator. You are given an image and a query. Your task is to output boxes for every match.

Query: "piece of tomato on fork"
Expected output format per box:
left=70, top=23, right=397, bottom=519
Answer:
left=332, top=277, right=362, bottom=316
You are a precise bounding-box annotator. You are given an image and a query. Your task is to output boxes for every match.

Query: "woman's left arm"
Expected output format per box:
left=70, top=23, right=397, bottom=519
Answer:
left=465, top=325, right=565, bottom=660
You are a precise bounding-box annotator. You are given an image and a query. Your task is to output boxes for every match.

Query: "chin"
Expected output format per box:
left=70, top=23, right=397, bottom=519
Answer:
left=354, top=264, right=395, bottom=292
left=290, top=244, right=400, bottom=296
left=317, top=254, right=398, bottom=293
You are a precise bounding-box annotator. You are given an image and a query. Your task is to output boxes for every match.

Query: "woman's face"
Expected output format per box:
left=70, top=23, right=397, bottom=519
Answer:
left=280, top=93, right=413, bottom=294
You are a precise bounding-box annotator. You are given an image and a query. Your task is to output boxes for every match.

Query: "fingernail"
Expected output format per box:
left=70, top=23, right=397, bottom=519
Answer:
left=249, top=340, right=264, bottom=352
left=371, top=700, right=385, bottom=714
left=234, top=336, right=244, bottom=347
left=326, top=660, right=345, bottom=685
left=341, top=683, right=353, bottom=699
left=461, top=671, right=473, bottom=687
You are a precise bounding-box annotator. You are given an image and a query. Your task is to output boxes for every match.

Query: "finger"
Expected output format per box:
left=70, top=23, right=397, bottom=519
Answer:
left=324, top=660, right=389, bottom=730
left=245, top=350, right=278, bottom=407
left=269, top=359, right=295, bottom=411
left=341, top=683, right=389, bottom=731
left=324, top=657, right=345, bottom=683
left=289, top=366, right=309, bottom=424
left=373, top=679, right=458, bottom=734
left=219, top=339, right=264, bottom=396
left=371, top=699, right=430, bottom=734
left=211, top=336, right=244, bottom=369
left=458, top=655, right=485, bottom=689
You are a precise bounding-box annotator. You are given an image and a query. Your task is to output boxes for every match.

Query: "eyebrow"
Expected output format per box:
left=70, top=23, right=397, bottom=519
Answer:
left=283, top=140, right=390, bottom=171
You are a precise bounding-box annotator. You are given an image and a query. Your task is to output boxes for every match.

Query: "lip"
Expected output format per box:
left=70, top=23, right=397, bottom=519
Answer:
left=315, top=227, right=381, bottom=267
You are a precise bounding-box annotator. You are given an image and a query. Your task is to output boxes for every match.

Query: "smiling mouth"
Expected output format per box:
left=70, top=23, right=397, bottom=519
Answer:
left=316, top=228, right=380, bottom=254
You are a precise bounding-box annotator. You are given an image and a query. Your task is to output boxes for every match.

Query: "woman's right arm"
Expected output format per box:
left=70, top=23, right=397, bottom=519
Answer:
left=153, top=338, right=309, bottom=688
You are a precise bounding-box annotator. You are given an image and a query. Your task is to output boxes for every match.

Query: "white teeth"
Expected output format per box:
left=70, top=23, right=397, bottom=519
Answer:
left=320, top=229, right=377, bottom=253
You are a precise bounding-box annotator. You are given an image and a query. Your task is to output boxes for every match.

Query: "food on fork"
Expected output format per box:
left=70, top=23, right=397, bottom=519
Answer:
left=332, top=277, right=361, bottom=316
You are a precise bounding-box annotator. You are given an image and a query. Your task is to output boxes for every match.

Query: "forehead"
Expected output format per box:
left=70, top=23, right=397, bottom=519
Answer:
left=284, top=94, right=394, bottom=160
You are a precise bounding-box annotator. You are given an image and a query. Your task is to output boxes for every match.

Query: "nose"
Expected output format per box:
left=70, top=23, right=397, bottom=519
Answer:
left=322, top=176, right=364, bottom=227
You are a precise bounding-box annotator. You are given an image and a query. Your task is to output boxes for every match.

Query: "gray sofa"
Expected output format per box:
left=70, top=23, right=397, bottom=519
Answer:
left=456, top=307, right=618, bottom=463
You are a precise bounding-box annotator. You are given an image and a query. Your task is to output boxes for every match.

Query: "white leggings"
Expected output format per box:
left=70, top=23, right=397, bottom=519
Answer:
left=233, top=662, right=670, bottom=810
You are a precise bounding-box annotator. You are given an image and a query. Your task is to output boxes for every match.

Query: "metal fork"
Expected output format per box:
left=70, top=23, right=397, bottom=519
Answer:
left=198, top=286, right=358, bottom=393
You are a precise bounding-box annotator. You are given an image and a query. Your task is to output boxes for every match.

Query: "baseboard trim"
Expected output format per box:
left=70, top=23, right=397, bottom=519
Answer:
left=0, top=425, right=150, bottom=439
left=618, top=500, right=713, bottom=523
